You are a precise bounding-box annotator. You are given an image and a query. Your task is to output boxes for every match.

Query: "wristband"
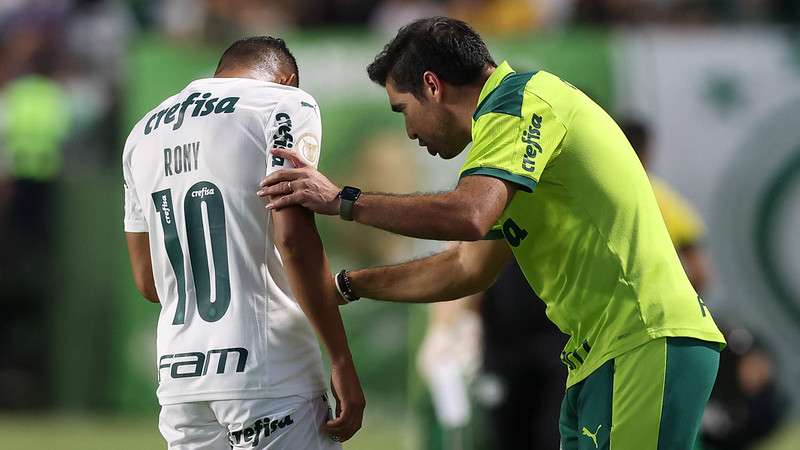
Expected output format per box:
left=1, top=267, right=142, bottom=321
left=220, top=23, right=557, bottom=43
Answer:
left=338, top=186, right=361, bottom=221
left=335, top=270, right=360, bottom=303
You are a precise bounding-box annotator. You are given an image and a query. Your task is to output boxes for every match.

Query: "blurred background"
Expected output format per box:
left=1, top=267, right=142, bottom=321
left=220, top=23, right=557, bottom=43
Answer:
left=1, top=0, right=799, bottom=449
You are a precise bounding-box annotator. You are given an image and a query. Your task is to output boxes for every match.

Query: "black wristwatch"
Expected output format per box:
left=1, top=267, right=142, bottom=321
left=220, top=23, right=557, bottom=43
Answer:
left=338, top=186, right=362, bottom=221
left=335, top=270, right=360, bottom=303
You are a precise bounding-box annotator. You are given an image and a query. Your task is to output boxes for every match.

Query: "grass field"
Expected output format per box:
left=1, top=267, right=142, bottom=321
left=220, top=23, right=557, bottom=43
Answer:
left=0, top=411, right=796, bottom=449
left=0, top=405, right=418, bottom=450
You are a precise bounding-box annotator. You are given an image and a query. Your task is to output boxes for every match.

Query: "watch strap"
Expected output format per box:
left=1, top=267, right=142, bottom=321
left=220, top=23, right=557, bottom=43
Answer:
left=335, top=270, right=360, bottom=303
left=338, top=186, right=361, bottom=221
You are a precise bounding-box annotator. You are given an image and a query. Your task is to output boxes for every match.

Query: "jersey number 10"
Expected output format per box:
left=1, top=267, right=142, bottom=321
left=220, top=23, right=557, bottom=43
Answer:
left=152, top=181, right=231, bottom=325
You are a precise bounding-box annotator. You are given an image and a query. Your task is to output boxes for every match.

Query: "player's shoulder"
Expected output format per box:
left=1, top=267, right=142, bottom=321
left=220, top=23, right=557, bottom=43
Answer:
left=222, top=78, right=318, bottom=107
left=123, top=91, right=183, bottom=157
left=269, top=84, right=319, bottom=115
left=219, top=79, right=320, bottom=125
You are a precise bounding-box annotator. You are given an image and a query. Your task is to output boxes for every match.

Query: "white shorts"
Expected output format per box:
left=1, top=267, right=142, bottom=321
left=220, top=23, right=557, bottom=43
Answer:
left=158, top=392, right=342, bottom=450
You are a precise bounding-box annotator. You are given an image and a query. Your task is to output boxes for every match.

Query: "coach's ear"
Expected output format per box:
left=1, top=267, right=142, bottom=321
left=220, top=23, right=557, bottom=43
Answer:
left=422, top=71, right=443, bottom=103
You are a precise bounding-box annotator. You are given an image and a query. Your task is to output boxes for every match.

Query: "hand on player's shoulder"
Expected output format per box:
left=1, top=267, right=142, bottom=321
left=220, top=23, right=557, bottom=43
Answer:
left=257, top=148, right=341, bottom=215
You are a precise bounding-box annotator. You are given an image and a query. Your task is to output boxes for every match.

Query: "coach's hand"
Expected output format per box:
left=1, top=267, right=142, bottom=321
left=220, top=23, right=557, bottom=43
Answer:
left=323, top=360, right=366, bottom=442
left=258, top=148, right=341, bottom=215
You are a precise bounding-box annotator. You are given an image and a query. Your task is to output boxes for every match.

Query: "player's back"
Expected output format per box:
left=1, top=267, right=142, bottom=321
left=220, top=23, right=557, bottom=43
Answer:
left=122, top=77, right=325, bottom=405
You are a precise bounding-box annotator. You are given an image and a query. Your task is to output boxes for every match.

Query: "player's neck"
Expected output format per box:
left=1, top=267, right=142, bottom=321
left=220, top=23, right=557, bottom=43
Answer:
left=214, top=68, right=296, bottom=86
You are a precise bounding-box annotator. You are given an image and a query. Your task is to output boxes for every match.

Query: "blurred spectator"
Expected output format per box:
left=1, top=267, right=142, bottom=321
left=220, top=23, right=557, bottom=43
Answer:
left=533, top=0, right=578, bottom=29
left=448, top=0, right=580, bottom=33
left=701, top=328, right=787, bottom=450
left=64, top=0, right=134, bottom=167
left=417, top=261, right=566, bottom=450
left=0, top=0, right=133, bottom=410
left=417, top=292, right=483, bottom=450
left=370, top=0, right=444, bottom=36
left=619, top=118, right=787, bottom=450
left=0, top=4, right=72, bottom=409
left=1, top=75, right=69, bottom=185
left=67, top=0, right=133, bottom=79
left=475, top=261, right=566, bottom=450
left=336, top=131, right=423, bottom=266
left=287, top=0, right=382, bottom=26
left=154, top=0, right=296, bottom=42
left=571, top=0, right=800, bottom=24
left=447, top=0, right=538, bottom=34
left=620, top=118, right=711, bottom=292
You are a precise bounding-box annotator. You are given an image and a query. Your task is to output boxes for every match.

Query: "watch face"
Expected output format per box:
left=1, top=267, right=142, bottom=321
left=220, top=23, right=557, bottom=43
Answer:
left=341, top=186, right=361, bottom=201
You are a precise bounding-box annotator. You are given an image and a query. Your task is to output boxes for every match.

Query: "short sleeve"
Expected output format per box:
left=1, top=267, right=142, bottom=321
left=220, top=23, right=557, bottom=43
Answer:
left=266, top=93, right=323, bottom=175
left=123, top=160, right=147, bottom=232
left=460, top=95, right=566, bottom=193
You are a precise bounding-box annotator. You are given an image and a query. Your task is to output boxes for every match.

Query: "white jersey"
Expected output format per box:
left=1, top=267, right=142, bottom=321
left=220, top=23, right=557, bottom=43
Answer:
left=122, top=78, right=326, bottom=405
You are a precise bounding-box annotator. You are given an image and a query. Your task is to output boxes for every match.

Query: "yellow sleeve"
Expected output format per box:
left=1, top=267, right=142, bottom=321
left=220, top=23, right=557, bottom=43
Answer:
left=651, top=178, right=705, bottom=248
left=460, top=96, right=566, bottom=192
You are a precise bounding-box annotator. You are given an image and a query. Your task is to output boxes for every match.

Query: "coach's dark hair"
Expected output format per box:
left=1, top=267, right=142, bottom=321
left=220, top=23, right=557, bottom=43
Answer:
left=367, top=17, right=495, bottom=98
left=216, top=36, right=299, bottom=85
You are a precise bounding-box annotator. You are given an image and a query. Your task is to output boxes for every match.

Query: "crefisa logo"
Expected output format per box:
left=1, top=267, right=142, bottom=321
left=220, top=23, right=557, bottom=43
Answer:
left=144, top=92, right=239, bottom=135
left=228, top=413, right=294, bottom=448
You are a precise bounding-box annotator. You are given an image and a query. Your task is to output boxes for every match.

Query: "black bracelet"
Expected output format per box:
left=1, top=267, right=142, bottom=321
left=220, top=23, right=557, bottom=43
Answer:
left=335, top=270, right=360, bottom=303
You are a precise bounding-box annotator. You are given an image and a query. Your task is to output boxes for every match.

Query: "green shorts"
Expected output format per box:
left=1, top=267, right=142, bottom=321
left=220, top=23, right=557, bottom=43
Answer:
left=559, top=337, right=720, bottom=450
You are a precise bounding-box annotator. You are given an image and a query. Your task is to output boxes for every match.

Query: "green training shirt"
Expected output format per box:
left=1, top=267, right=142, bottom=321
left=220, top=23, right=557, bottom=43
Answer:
left=461, top=62, right=725, bottom=387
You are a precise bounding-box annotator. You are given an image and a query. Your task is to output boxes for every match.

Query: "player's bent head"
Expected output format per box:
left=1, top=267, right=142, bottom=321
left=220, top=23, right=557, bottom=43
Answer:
left=367, top=16, right=495, bottom=99
left=216, top=36, right=299, bottom=87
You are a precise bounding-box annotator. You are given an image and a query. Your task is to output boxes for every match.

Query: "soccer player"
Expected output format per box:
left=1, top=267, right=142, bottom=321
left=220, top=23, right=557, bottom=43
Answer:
left=258, top=18, right=726, bottom=450
left=123, top=37, right=364, bottom=449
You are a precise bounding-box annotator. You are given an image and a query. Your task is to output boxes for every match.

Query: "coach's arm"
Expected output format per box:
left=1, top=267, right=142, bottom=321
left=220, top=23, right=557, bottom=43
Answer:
left=258, top=149, right=515, bottom=242
left=346, top=238, right=512, bottom=304
left=126, top=232, right=159, bottom=303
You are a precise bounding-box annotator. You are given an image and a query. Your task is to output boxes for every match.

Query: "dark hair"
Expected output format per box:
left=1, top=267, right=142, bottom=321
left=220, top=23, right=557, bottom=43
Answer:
left=216, top=36, right=299, bottom=84
left=367, top=17, right=496, bottom=98
left=618, top=118, right=649, bottom=157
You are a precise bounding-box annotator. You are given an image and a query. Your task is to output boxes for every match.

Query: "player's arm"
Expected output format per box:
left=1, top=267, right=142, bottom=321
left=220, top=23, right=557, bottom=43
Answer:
left=272, top=206, right=355, bottom=364
left=271, top=204, right=365, bottom=441
left=125, top=232, right=159, bottom=303
left=265, top=93, right=363, bottom=442
left=260, top=152, right=515, bottom=241
left=346, top=238, right=512, bottom=304
left=122, top=154, right=158, bottom=303
left=265, top=96, right=357, bottom=362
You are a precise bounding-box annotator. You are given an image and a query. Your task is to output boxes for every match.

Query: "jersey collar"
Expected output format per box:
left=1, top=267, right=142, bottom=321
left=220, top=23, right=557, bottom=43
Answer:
left=476, top=61, right=516, bottom=111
